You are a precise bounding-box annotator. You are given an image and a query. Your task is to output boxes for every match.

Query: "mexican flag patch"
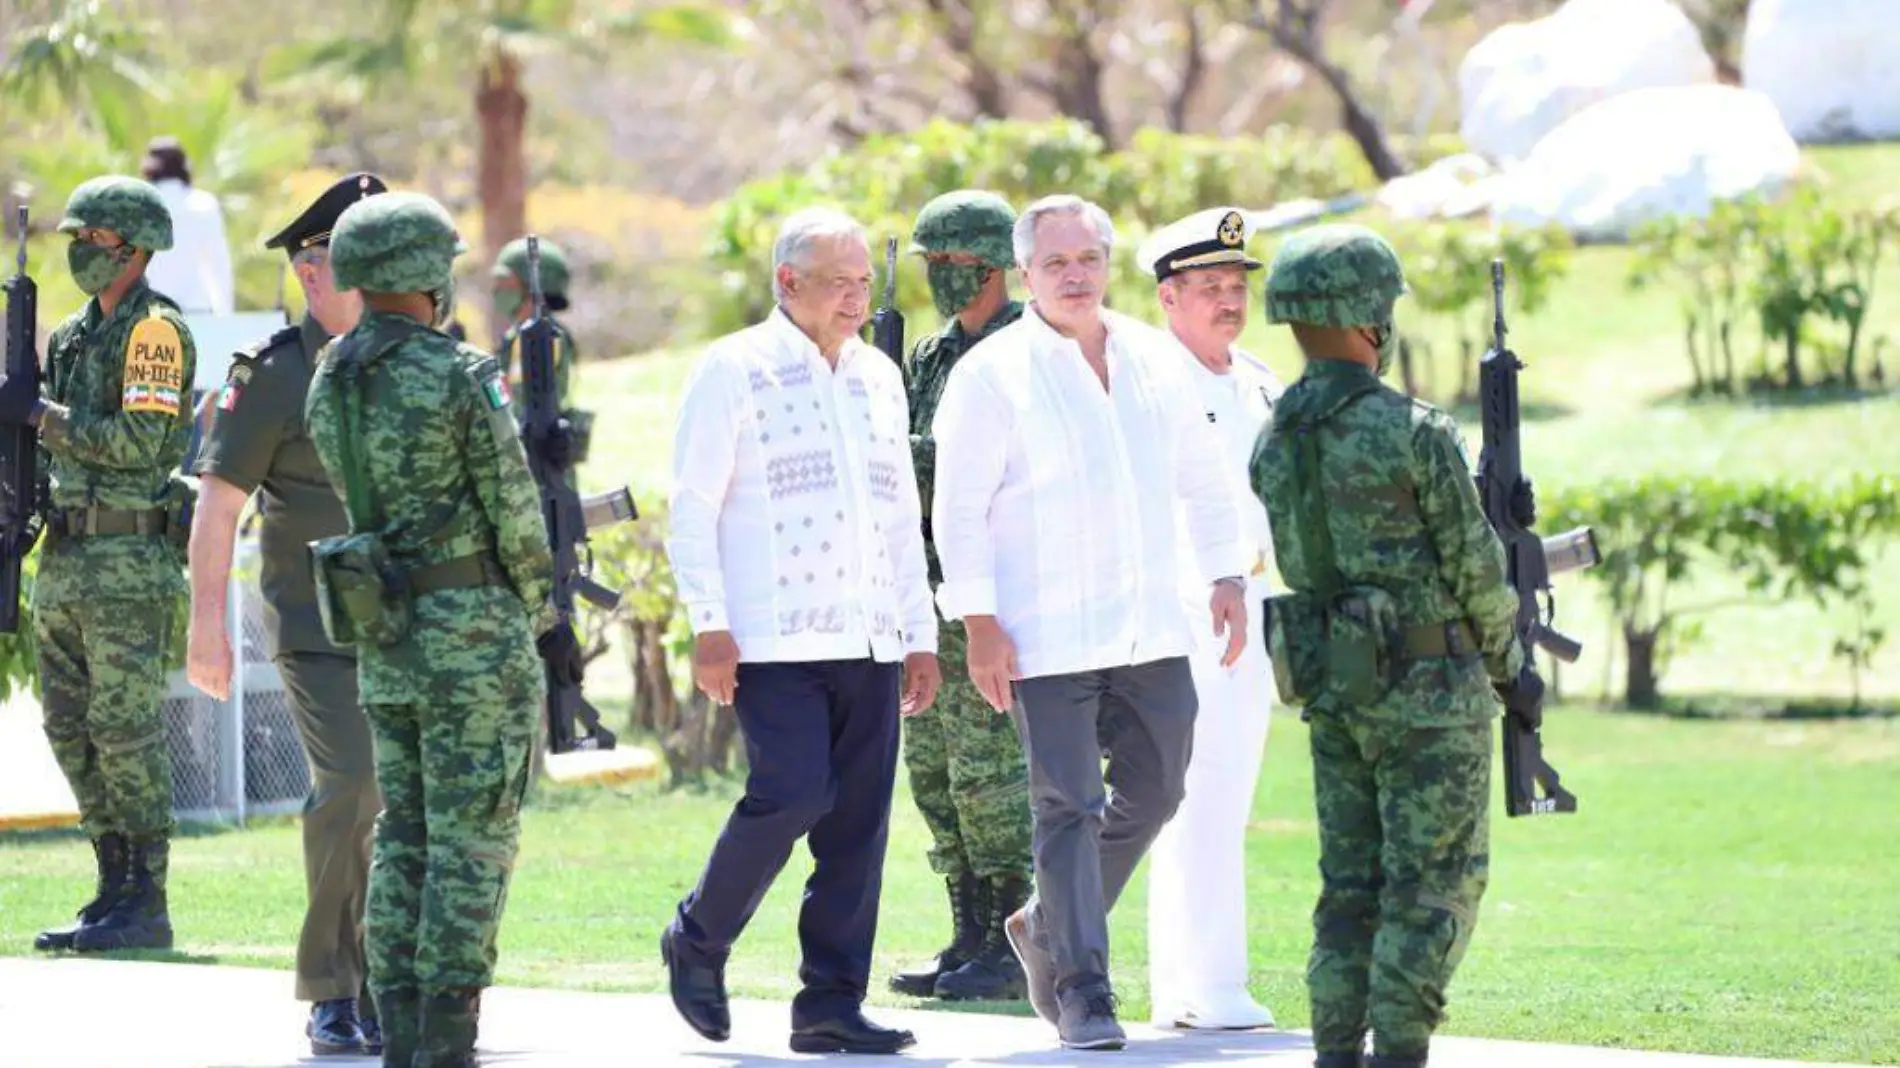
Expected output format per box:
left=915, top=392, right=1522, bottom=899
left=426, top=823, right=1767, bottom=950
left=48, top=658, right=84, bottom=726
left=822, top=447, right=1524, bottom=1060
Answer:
left=483, top=374, right=511, bottom=410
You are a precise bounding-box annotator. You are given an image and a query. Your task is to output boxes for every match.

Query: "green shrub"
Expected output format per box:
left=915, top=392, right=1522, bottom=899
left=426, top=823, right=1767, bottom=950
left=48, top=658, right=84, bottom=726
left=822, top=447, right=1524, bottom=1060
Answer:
left=1544, top=475, right=1900, bottom=708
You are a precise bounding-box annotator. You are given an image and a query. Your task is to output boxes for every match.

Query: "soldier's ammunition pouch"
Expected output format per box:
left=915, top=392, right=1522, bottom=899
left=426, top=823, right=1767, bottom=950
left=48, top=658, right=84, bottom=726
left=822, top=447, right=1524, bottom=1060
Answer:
left=1267, top=587, right=1477, bottom=709
left=311, top=532, right=412, bottom=648
left=162, top=476, right=196, bottom=555
left=312, top=531, right=508, bottom=649
left=1323, top=585, right=1405, bottom=706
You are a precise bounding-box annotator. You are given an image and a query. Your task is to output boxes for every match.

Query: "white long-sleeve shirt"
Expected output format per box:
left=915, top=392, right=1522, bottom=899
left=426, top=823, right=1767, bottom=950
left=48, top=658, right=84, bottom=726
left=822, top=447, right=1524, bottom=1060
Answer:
left=930, top=304, right=1245, bottom=680
left=145, top=179, right=233, bottom=315
left=1175, top=343, right=1284, bottom=608
left=665, top=308, right=937, bottom=665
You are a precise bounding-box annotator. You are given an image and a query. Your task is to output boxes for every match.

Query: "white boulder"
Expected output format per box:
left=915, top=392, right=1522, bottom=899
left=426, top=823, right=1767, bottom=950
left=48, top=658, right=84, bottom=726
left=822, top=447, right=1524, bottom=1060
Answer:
left=1460, top=0, right=1716, bottom=166
left=1490, top=84, right=1800, bottom=242
left=1742, top=0, right=1900, bottom=142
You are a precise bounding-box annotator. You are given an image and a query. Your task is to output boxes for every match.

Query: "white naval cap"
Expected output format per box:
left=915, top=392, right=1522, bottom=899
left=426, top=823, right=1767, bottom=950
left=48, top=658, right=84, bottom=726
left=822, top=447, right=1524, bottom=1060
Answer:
left=1137, top=206, right=1264, bottom=282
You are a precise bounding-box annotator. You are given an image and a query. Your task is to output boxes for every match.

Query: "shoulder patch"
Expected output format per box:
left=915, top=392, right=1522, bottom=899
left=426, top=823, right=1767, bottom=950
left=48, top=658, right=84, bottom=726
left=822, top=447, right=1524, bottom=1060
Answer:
left=123, top=307, right=186, bottom=416
left=467, top=355, right=511, bottom=410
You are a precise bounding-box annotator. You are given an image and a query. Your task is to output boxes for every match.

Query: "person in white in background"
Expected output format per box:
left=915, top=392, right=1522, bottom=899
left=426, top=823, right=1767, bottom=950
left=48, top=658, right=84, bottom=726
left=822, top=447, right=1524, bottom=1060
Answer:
left=659, top=207, right=942, bottom=1056
left=929, top=193, right=1248, bottom=1052
left=1138, top=206, right=1285, bottom=1032
left=139, top=136, right=234, bottom=314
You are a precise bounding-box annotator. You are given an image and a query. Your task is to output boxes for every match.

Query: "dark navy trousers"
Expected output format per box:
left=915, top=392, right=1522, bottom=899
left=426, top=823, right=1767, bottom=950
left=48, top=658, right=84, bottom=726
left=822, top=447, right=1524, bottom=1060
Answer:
left=671, top=656, right=902, bottom=1026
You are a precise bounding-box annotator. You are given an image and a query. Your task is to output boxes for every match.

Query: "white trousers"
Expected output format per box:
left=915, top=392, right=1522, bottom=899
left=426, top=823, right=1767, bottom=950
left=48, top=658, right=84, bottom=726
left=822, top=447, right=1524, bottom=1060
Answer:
left=1146, top=593, right=1272, bottom=1011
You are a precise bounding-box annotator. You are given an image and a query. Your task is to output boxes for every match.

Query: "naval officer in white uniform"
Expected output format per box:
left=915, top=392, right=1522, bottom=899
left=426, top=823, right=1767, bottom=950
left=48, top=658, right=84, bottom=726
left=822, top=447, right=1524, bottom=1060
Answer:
left=1139, top=206, right=1285, bottom=1031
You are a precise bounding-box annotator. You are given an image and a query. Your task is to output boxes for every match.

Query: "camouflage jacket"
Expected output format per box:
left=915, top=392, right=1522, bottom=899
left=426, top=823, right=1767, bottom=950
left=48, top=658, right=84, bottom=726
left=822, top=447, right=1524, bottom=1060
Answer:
left=40, top=278, right=196, bottom=513
left=1249, top=358, right=1521, bottom=724
left=904, top=300, right=1022, bottom=582
left=306, top=310, right=555, bottom=705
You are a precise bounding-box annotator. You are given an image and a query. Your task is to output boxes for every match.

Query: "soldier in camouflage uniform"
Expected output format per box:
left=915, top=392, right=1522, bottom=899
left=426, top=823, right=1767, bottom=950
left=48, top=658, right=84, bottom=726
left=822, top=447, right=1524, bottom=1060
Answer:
left=307, top=191, right=585, bottom=1068
left=888, top=190, right=1033, bottom=1004
left=491, top=237, right=587, bottom=474
left=1247, top=224, right=1543, bottom=1068
left=2, top=176, right=196, bottom=954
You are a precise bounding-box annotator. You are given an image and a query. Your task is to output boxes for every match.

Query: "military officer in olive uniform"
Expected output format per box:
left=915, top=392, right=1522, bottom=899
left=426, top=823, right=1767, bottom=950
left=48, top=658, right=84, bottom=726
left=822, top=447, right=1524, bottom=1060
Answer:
left=888, top=190, right=1033, bottom=1004
left=3, top=176, right=196, bottom=954
left=491, top=237, right=587, bottom=471
left=187, top=172, right=389, bottom=1056
left=1248, top=224, right=1544, bottom=1068
left=307, top=190, right=584, bottom=1068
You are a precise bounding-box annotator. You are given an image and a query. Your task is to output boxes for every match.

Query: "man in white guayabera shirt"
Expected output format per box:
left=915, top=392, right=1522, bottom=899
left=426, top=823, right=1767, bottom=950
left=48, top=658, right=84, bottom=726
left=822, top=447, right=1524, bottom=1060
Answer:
left=930, top=193, right=1249, bottom=1052
left=1138, top=207, right=1286, bottom=1034
left=661, top=207, right=943, bottom=1056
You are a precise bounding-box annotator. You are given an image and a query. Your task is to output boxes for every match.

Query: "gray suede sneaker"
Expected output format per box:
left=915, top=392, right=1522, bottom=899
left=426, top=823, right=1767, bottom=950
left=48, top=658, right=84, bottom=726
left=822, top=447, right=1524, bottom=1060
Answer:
left=1057, top=982, right=1126, bottom=1052
left=1004, top=904, right=1059, bottom=1024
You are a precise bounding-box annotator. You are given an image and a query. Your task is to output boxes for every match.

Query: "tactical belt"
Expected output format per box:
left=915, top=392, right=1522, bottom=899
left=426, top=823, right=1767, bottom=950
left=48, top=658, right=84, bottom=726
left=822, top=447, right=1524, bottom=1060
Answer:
left=406, top=553, right=508, bottom=595
left=1401, top=619, right=1478, bottom=660
left=46, top=507, right=169, bottom=539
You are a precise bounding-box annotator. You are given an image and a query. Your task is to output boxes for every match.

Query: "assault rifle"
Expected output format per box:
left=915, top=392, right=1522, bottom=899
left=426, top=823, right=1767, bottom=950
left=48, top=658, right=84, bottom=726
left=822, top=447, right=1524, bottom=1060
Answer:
left=519, top=234, right=636, bottom=753
left=1, top=206, right=43, bottom=634
left=1477, top=258, right=1600, bottom=818
left=869, top=236, right=904, bottom=365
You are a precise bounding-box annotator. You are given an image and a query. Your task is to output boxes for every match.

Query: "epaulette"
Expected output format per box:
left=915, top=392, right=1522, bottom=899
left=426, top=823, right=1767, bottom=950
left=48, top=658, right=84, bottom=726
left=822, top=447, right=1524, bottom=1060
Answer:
left=236, top=324, right=300, bottom=363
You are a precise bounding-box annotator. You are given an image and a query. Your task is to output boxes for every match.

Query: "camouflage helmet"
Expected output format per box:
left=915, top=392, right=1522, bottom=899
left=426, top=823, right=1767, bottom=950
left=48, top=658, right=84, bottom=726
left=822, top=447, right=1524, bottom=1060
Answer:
left=57, top=176, right=174, bottom=251
left=329, top=191, right=466, bottom=294
left=1265, top=223, right=1408, bottom=328
left=910, top=190, right=1016, bottom=269
left=492, top=237, right=569, bottom=297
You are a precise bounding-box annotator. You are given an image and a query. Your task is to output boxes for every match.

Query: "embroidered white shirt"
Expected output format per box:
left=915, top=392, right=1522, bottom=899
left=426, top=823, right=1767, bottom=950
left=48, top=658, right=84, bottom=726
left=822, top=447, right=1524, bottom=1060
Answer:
left=1174, top=343, right=1285, bottom=607
left=665, top=308, right=937, bottom=665
left=930, top=305, right=1245, bottom=680
left=145, top=179, right=234, bottom=315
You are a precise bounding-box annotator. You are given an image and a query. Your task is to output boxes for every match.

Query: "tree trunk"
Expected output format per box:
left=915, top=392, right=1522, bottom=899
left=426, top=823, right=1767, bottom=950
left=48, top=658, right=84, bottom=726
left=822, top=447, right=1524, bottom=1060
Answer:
left=1624, top=624, right=1662, bottom=709
left=1164, top=5, right=1208, bottom=133
left=1314, top=58, right=1408, bottom=180
left=475, top=50, right=528, bottom=275
left=1051, top=33, right=1116, bottom=149
left=1683, top=313, right=1705, bottom=395
left=1784, top=330, right=1804, bottom=390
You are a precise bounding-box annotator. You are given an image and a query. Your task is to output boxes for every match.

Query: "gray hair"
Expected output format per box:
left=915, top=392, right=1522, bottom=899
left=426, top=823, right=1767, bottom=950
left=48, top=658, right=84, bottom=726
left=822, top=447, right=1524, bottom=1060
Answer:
left=1012, top=194, right=1116, bottom=267
left=772, top=207, right=867, bottom=302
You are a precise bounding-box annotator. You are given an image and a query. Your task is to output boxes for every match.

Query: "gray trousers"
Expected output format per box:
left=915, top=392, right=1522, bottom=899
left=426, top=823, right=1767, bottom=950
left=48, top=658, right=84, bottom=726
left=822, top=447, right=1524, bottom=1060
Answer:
left=1010, top=656, right=1198, bottom=994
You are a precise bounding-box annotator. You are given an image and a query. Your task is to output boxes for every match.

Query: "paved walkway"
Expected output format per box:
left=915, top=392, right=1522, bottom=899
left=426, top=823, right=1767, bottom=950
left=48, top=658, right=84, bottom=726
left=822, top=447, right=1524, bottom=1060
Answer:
left=0, top=958, right=1871, bottom=1068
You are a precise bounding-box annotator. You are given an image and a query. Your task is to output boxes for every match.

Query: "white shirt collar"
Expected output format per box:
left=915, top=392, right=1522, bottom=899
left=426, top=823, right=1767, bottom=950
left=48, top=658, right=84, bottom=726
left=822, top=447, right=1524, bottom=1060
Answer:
left=765, top=305, right=863, bottom=372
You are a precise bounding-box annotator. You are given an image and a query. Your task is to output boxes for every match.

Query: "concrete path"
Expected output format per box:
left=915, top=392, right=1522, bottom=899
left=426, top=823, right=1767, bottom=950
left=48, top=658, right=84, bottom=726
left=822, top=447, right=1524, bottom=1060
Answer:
left=0, top=958, right=1872, bottom=1068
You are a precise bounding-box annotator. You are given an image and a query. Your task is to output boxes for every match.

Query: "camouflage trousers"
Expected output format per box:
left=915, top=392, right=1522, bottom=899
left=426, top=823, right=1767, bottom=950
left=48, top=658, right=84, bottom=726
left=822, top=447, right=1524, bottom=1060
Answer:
left=901, top=622, right=1032, bottom=880
left=362, top=696, right=536, bottom=999
left=36, top=595, right=176, bottom=846
left=1307, top=712, right=1491, bottom=1059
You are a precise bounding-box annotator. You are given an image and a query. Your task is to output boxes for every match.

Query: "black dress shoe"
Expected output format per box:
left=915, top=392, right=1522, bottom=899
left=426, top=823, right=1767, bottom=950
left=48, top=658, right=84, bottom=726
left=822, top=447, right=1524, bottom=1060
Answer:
left=661, top=923, right=730, bottom=1042
left=306, top=997, right=366, bottom=1056
left=790, top=1011, right=918, bottom=1055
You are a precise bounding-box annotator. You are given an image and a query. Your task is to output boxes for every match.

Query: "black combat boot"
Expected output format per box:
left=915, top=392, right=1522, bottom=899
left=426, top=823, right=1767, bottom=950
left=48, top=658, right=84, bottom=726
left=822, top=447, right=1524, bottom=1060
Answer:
left=413, top=989, right=481, bottom=1068
left=373, top=987, right=420, bottom=1068
left=358, top=985, right=383, bottom=1055
left=888, top=870, right=984, bottom=997
left=1366, top=1054, right=1427, bottom=1068
left=1315, top=1054, right=1366, bottom=1068
left=933, top=874, right=1029, bottom=1001
left=73, top=838, right=172, bottom=951
left=34, top=833, right=127, bottom=951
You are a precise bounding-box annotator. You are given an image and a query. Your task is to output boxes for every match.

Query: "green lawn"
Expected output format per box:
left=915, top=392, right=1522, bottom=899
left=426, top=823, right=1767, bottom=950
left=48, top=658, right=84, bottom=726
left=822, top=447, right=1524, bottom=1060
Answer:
left=3, top=707, right=1895, bottom=1063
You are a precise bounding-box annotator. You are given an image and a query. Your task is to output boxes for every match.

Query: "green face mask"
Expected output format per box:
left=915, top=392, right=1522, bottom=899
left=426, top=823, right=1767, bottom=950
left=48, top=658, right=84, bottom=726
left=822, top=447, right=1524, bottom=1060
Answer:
left=1372, top=319, right=1399, bottom=378
left=926, top=261, right=993, bottom=320
left=430, top=281, right=457, bottom=331
left=492, top=285, right=525, bottom=323
left=68, top=241, right=132, bottom=295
